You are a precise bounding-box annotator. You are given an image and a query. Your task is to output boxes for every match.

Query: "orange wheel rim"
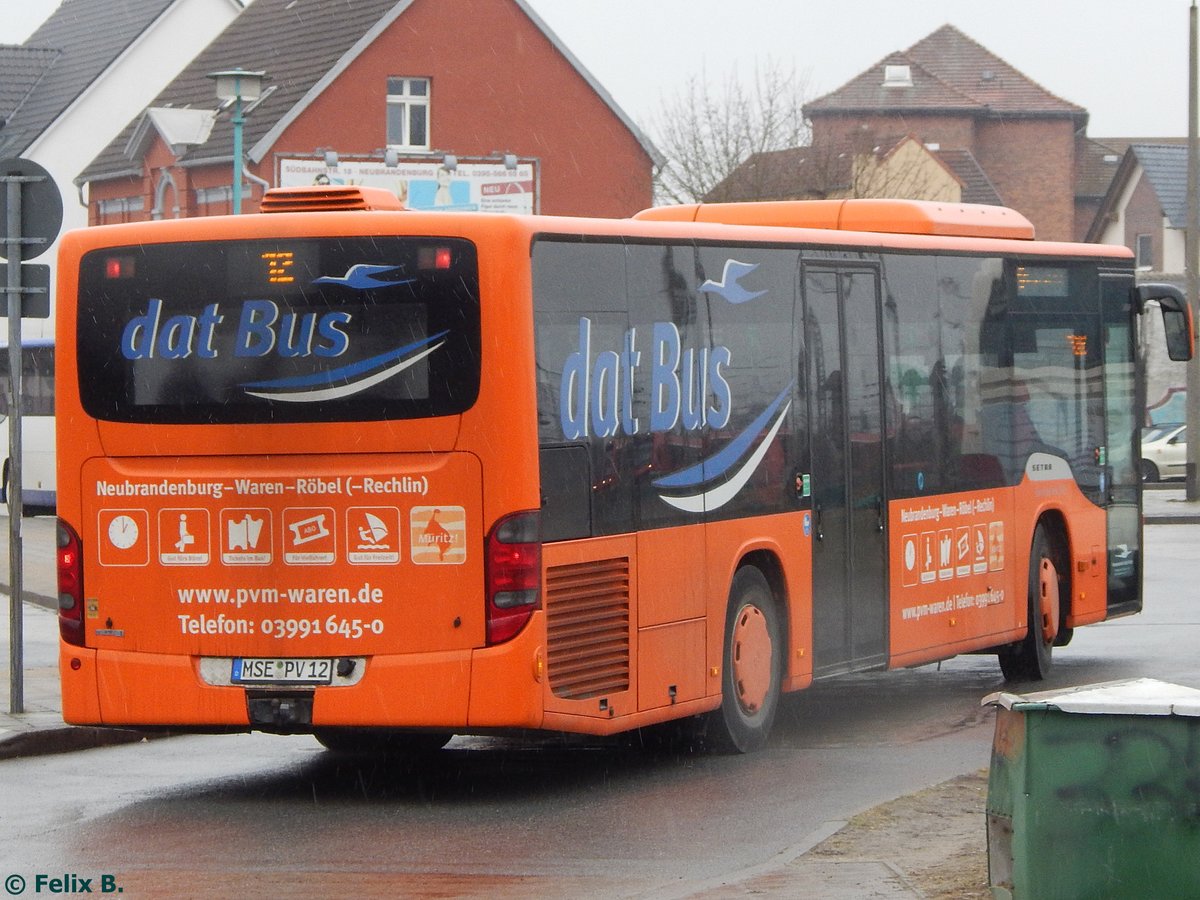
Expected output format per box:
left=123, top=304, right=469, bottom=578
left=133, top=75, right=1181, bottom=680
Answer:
left=1039, top=558, right=1060, bottom=643
left=732, top=606, right=772, bottom=714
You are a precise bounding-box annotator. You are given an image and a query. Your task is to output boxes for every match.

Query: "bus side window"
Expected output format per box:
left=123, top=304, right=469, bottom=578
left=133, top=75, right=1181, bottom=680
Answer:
left=539, top=445, right=592, bottom=541
left=880, top=255, right=943, bottom=497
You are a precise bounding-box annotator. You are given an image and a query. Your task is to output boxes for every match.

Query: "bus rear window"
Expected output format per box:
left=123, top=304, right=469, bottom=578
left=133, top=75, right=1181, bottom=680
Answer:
left=77, top=237, right=480, bottom=424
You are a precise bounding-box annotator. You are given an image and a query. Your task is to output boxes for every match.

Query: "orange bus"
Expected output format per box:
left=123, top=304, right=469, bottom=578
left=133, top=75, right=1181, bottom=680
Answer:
left=55, top=189, right=1192, bottom=753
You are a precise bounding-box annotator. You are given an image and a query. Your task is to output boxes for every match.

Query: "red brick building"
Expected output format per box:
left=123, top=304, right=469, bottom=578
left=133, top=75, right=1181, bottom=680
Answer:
left=719, top=25, right=1109, bottom=243
left=78, top=0, right=659, bottom=222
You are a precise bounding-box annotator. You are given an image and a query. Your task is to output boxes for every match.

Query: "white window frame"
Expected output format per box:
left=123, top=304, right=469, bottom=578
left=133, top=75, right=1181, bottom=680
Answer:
left=386, top=77, right=430, bottom=151
left=195, top=186, right=233, bottom=207
left=1135, top=233, right=1153, bottom=270
left=96, top=196, right=145, bottom=223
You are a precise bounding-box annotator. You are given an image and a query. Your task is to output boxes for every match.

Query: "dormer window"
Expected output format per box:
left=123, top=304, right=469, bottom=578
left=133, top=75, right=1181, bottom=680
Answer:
left=883, top=65, right=913, bottom=88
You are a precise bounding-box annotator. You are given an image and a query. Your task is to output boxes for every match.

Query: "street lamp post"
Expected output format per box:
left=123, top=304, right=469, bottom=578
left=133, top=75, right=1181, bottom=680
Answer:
left=206, top=68, right=267, bottom=214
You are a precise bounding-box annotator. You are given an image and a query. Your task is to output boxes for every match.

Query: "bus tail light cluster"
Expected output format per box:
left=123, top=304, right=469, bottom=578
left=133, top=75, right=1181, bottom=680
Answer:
left=485, top=510, right=541, bottom=645
left=57, top=519, right=85, bottom=647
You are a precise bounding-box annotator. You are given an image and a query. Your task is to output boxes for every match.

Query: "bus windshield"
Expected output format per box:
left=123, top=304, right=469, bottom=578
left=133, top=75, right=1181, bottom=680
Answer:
left=77, top=237, right=480, bottom=424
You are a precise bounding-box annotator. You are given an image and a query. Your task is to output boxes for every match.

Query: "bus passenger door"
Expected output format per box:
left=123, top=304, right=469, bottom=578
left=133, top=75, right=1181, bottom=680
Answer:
left=803, top=267, right=887, bottom=675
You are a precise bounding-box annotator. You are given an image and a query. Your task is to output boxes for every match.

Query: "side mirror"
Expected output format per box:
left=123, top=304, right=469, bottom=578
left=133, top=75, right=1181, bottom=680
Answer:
left=1134, top=284, right=1194, bottom=362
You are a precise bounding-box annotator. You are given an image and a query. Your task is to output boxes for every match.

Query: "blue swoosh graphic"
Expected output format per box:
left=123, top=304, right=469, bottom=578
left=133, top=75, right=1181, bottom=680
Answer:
left=313, top=264, right=414, bottom=290
left=653, top=384, right=793, bottom=489
left=656, top=397, right=792, bottom=513
left=240, top=331, right=448, bottom=402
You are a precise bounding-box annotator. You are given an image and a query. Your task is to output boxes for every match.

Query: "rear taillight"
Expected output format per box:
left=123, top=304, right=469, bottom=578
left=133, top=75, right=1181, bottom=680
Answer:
left=485, top=510, right=541, bottom=645
left=57, top=518, right=85, bottom=647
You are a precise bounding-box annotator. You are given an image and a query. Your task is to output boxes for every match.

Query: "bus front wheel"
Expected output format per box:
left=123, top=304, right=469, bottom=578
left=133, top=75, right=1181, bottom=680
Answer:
left=712, top=566, right=782, bottom=753
left=998, top=524, right=1063, bottom=682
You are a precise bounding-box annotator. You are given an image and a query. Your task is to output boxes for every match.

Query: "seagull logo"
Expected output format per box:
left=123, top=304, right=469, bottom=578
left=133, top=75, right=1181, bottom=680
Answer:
left=313, top=264, right=414, bottom=290
left=700, top=260, right=766, bottom=305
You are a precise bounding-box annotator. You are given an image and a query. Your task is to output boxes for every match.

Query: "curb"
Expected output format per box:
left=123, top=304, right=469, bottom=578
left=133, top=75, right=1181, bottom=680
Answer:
left=0, top=725, right=150, bottom=761
left=0, top=585, right=57, bottom=609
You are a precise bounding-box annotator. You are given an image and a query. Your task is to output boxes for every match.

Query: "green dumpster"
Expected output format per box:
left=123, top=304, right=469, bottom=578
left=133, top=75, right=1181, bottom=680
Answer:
left=984, top=678, right=1200, bottom=900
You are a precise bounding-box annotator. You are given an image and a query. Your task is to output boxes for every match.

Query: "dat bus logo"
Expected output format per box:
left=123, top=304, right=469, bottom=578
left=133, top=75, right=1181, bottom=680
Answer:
left=120, top=298, right=351, bottom=361
left=114, top=265, right=448, bottom=404
left=559, top=318, right=732, bottom=441
left=557, top=259, right=793, bottom=513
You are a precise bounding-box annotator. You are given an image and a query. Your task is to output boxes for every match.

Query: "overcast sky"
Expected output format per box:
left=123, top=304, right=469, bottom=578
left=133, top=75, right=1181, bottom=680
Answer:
left=2, top=0, right=1194, bottom=138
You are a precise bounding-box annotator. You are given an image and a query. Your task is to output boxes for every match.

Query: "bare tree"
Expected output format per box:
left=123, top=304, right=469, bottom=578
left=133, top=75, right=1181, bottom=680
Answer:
left=649, top=61, right=811, bottom=205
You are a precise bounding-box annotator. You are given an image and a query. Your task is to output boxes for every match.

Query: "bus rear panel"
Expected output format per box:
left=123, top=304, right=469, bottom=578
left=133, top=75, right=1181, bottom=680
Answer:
left=58, top=226, right=546, bottom=732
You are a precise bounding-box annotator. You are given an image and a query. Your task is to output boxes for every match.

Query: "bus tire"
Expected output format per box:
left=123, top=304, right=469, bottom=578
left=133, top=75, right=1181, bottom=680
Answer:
left=998, top=523, right=1063, bottom=682
left=313, top=728, right=452, bottom=756
left=712, top=566, right=782, bottom=753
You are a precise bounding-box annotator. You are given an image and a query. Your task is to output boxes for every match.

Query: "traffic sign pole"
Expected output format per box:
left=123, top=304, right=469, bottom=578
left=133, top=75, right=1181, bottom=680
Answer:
left=1, top=157, right=63, bottom=715
left=4, top=173, right=24, bottom=714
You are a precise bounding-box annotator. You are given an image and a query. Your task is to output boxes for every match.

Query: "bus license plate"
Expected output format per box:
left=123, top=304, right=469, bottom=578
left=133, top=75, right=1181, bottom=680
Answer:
left=232, top=658, right=334, bottom=685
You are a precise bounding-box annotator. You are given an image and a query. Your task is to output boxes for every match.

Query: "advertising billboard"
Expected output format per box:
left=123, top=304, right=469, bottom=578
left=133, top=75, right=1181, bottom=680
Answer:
left=278, top=157, right=536, bottom=214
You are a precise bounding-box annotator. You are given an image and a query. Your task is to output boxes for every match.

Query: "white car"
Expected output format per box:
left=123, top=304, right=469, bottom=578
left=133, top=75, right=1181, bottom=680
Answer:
left=1141, top=424, right=1186, bottom=482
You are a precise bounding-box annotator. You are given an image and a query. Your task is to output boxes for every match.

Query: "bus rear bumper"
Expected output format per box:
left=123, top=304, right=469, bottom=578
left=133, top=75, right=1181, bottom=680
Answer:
left=59, top=624, right=546, bottom=731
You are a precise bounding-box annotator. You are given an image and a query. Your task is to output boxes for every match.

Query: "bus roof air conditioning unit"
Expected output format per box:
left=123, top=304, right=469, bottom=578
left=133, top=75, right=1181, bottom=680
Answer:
left=260, top=185, right=405, bottom=213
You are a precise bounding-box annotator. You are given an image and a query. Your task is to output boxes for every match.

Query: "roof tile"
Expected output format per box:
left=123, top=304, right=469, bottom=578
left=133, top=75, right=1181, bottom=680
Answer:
left=807, top=24, right=1086, bottom=120
left=0, top=46, right=59, bottom=127
left=933, top=148, right=1002, bottom=205
left=81, top=0, right=410, bottom=181
left=1135, top=143, right=1189, bottom=228
left=0, top=0, right=178, bottom=156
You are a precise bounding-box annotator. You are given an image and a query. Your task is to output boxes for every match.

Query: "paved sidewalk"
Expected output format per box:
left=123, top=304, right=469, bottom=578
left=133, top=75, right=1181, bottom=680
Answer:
left=1, top=511, right=62, bottom=755
left=0, top=513, right=146, bottom=757
left=1142, top=482, right=1200, bottom=523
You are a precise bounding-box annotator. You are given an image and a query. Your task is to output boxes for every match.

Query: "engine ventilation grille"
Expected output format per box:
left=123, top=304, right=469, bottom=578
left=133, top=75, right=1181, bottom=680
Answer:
left=546, top=557, right=631, bottom=700
left=260, top=185, right=404, bottom=213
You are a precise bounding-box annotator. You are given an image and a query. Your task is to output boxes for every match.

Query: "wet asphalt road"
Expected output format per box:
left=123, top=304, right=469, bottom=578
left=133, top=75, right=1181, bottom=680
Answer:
left=1, top=524, right=1197, bottom=897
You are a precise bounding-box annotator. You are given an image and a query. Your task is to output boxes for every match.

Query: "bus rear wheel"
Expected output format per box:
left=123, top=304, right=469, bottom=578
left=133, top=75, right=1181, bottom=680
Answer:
left=313, top=728, right=452, bottom=756
left=712, top=566, right=782, bottom=753
left=998, top=524, right=1062, bottom=681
